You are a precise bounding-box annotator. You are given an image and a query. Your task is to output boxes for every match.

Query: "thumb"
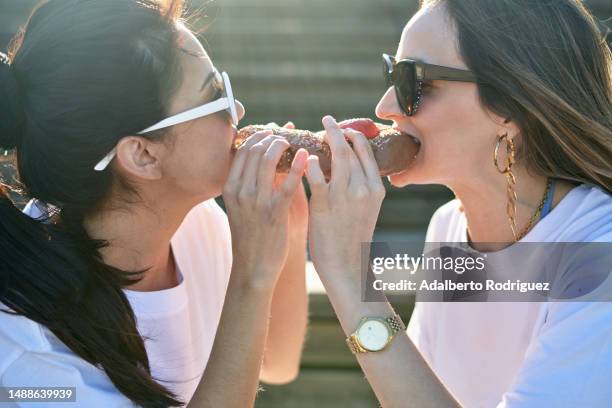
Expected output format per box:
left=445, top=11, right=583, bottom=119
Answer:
left=305, top=155, right=329, bottom=212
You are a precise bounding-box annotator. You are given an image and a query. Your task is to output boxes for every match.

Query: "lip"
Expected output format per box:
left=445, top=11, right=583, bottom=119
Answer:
left=392, top=125, right=421, bottom=146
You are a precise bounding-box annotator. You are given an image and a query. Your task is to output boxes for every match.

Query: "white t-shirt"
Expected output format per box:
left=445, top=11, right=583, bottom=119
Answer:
left=408, top=184, right=612, bottom=408
left=0, top=199, right=233, bottom=407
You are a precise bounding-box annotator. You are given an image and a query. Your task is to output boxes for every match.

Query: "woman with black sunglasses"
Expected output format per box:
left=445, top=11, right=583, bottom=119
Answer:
left=0, top=0, right=309, bottom=406
left=306, top=0, right=612, bottom=407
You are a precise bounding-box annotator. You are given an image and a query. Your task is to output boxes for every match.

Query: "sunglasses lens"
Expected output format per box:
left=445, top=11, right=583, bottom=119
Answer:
left=382, top=55, right=416, bottom=116
left=394, top=62, right=416, bottom=115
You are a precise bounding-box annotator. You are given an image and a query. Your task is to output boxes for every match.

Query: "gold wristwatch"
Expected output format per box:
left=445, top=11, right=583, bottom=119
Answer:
left=346, top=315, right=405, bottom=354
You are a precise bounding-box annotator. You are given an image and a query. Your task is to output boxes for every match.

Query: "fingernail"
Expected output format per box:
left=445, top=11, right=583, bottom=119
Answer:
left=322, top=115, right=336, bottom=126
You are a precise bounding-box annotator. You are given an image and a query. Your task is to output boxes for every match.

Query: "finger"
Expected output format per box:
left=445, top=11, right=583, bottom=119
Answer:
left=277, top=149, right=308, bottom=212
left=305, top=155, right=329, bottom=212
left=321, top=115, right=352, bottom=188
left=346, top=143, right=367, bottom=188
left=283, top=121, right=295, bottom=129
left=257, top=139, right=291, bottom=200
left=226, top=130, right=272, bottom=189
left=238, top=129, right=274, bottom=150
left=345, top=129, right=380, bottom=183
left=241, top=136, right=281, bottom=195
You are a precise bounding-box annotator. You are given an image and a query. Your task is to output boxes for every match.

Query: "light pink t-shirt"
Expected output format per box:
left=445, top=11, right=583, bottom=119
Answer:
left=0, top=199, right=232, bottom=407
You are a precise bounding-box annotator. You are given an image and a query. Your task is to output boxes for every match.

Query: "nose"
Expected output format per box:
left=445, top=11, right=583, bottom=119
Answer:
left=375, top=87, right=404, bottom=121
left=235, top=99, right=245, bottom=122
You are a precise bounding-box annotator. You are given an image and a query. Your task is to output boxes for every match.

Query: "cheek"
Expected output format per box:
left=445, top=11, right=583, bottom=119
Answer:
left=417, top=86, right=494, bottom=174
left=169, top=121, right=234, bottom=194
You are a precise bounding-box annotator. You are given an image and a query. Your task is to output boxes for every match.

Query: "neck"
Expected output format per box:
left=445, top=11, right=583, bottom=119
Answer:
left=450, top=166, right=573, bottom=252
left=84, top=185, right=199, bottom=292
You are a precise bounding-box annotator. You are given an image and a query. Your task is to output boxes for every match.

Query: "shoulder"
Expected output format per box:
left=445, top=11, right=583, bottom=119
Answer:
left=171, top=198, right=232, bottom=276
left=430, top=198, right=462, bottom=225
left=425, top=199, right=465, bottom=242
left=174, top=199, right=230, bottom=243
left=546, top=184, right=612, bottom=242
left=0, top=310, right=38, bottom=380
left=1, top=351, right=133, bottom=406
left=0, top=308, right=133, bottom=405
left=499, top=300, right=612, bottom=407
left=185, top=198, right=228, bottom=229
left=0, top=306, right=50, bottom=367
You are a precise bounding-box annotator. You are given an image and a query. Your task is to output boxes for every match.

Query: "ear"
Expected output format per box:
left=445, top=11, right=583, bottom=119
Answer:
left=114, top=136, right=165, bottom=180
left=502, top=117, right=521, bottom=138
left=490, top=113, right=521, bottom=142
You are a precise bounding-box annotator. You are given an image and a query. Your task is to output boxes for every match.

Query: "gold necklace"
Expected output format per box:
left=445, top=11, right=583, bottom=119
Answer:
left=463, top=178, right=553, bottom=243
left=514, top=178, right=553, bottom=241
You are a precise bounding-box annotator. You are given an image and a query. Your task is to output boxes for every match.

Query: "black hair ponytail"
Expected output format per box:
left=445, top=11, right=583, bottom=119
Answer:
left=0, top=1, right=187, bottom=406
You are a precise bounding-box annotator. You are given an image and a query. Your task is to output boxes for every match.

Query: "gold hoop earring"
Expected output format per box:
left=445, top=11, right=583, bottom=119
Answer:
left=494, top=133, right=519, bottom=240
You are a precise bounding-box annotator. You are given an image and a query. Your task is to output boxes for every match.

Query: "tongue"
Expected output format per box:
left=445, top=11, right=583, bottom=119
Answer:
left=338, top=118, right=380, bottom=139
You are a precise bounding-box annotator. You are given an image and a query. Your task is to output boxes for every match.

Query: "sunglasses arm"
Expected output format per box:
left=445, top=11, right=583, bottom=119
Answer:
left=138, top=98, right=231, bottom=134
left=420, top=63, right=479, bottom=82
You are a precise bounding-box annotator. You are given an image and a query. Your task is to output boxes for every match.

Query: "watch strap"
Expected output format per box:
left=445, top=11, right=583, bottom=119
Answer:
left=385, top=315, right=404, bottom=334
left=346, top=334, right=367, bottom=354
left=346, top=314, right=405, bottom=355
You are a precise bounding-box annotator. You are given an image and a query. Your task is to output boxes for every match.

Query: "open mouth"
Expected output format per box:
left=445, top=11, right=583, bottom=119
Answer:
left=394, top=126, right=421, bottom=149
left=395, top=127, right=422, bottom=159
left=408, top=134, right=422, bottom=148
left=387, top=127, right=421, bottom=176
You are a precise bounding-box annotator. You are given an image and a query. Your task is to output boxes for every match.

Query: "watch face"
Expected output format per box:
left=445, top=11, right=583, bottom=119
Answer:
left=357, top=320, right=391, bottom=351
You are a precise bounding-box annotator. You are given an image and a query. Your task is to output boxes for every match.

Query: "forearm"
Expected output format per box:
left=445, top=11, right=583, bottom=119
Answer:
left=261, top=237, right=308, bottom=384
left=188, top=270, right=275, bottom=408
left=323, top=275, right=460, bottom=408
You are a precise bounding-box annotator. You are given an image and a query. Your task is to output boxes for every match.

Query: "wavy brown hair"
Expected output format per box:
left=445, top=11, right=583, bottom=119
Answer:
left=421, top=0, right=612, bottom=193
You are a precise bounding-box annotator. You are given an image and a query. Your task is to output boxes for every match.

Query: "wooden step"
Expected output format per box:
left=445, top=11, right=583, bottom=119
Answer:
left=255, top=369, right=378, bottom=408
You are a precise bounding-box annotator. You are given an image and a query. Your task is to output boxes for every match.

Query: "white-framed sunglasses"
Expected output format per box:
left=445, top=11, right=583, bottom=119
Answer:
left=93, top=71, right=238, bottom=171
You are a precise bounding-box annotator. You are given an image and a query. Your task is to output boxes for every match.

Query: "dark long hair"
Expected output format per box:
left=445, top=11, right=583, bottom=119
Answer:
left=421, top=0, right=612, bottom=192
left=0, top=0, right=187, bottom=406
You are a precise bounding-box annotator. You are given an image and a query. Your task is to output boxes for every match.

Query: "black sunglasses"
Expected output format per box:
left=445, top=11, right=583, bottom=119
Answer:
left=383, top=53, right=484, bottom=116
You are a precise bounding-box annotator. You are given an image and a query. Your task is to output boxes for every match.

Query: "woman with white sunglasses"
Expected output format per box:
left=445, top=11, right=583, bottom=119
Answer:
left=0, top=0, right=308, bottom=407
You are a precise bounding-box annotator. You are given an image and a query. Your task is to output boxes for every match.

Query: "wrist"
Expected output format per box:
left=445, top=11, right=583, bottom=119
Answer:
left=313, top=258, right=361, bottom=281
left=318, top=268, right=362, bottom=296
left=229, top=263, right=280, bottom=295
left=323, top=279, right=394, bottom=337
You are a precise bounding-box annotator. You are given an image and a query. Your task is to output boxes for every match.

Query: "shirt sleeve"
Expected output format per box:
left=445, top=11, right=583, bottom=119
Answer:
left=1, top=351, right=137, bottom=408
left=496, top=300, right=612, bottom=407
